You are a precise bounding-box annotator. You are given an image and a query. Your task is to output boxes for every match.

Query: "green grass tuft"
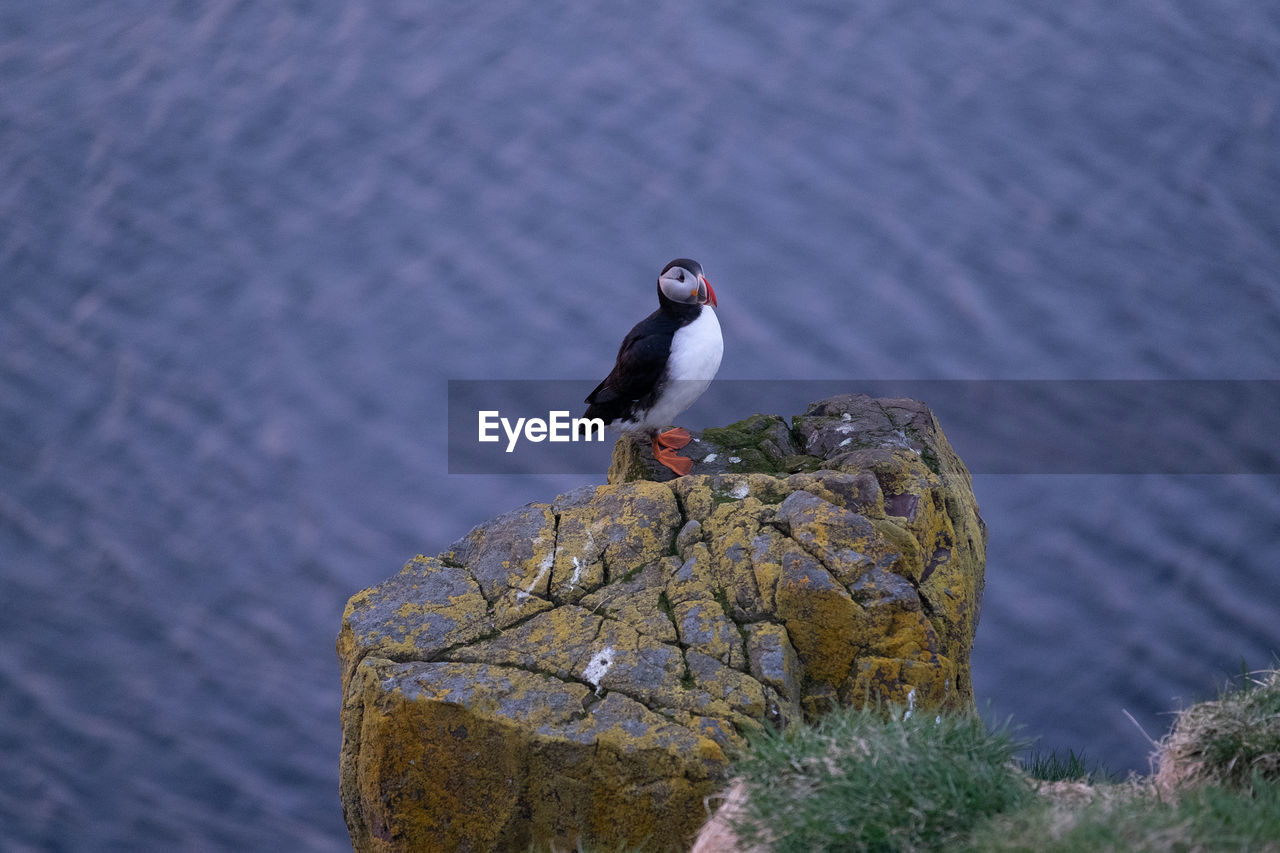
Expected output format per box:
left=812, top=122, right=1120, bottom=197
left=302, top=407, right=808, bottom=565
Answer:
left=730, top=706, right=1032, bottom=852
left=1157, top=667, right=1280, bottom=793
left=1023, top=748, right=1114, bottom=783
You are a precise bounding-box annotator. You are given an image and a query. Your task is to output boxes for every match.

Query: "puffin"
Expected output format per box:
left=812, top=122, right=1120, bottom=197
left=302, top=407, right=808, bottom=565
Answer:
left=584, top=258, right=723, bottom=476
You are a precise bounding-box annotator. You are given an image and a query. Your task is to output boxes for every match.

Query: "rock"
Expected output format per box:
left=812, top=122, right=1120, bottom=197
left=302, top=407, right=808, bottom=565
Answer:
left=338, top=394, right=987, bottom=852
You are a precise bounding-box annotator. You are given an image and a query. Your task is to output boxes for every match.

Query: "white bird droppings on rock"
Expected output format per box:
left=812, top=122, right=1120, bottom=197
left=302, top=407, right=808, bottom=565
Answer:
left=583, top=646, right=616, bottom=694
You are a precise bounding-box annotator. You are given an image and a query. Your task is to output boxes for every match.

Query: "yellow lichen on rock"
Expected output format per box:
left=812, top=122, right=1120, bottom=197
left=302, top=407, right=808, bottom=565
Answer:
left=578, top=556, right=681, bottom=643
left=343, top=657, right=727, bottom=852
left=773, top=547, right=871, bottom=688
left=337, top=555, right=493, bottom=687
left=553, top=481, right=681, bottom=598
left=846, top=655, right=956, bottom=710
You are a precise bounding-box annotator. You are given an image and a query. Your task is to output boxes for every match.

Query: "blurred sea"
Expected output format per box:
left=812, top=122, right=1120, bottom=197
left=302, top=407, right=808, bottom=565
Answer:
left=2, top=2, right=1278, bottom=849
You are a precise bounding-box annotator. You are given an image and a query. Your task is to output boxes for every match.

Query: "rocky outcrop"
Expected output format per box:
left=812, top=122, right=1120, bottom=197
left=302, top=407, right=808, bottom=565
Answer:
left=338, top=395, right=987, bottom=852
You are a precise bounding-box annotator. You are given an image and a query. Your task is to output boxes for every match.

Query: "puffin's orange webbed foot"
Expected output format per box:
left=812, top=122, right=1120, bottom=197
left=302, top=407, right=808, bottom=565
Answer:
left=655, top=427, right=692, bottom=450
left=652, top=429, right=694, bottom=476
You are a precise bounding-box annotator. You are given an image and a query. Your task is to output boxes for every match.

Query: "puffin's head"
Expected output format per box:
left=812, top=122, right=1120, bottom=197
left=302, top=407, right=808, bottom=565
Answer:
left=658, top=258, right=717, bottom=307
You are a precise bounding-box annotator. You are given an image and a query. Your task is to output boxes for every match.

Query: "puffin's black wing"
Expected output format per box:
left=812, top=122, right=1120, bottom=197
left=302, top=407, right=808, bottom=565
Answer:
left=584, top=309, right=680, bottom=424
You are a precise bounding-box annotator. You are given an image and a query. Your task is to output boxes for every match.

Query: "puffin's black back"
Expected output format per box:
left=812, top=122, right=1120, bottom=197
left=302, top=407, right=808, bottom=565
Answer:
left=584, top=293, right=702, bottom=425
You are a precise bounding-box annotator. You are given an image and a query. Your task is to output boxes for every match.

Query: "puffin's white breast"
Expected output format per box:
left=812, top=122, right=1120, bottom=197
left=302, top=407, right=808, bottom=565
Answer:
left=640, top=307, right=723, bottom=428
left=668, top=306, right=723, bottom=382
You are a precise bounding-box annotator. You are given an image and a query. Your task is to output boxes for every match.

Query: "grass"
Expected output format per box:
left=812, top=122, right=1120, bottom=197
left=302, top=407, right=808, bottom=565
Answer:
left=728, top=706, right=1031, bottom=852
left=965, top=776, right=1280, bottom=852
left=697, top=668, right=1280, bottom=853
left=1156, top=667, right=1280, bottom=794
left=1022, top=748, right=1114, bottom=783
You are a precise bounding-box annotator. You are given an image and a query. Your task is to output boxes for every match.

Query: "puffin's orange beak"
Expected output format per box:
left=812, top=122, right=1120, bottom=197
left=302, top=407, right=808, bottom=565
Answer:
left=701, top=276, right=717, bottom=307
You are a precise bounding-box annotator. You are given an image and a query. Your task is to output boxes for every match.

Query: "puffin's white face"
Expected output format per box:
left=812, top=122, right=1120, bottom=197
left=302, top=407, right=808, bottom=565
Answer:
left=658, top=261, right=717, bottom=307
